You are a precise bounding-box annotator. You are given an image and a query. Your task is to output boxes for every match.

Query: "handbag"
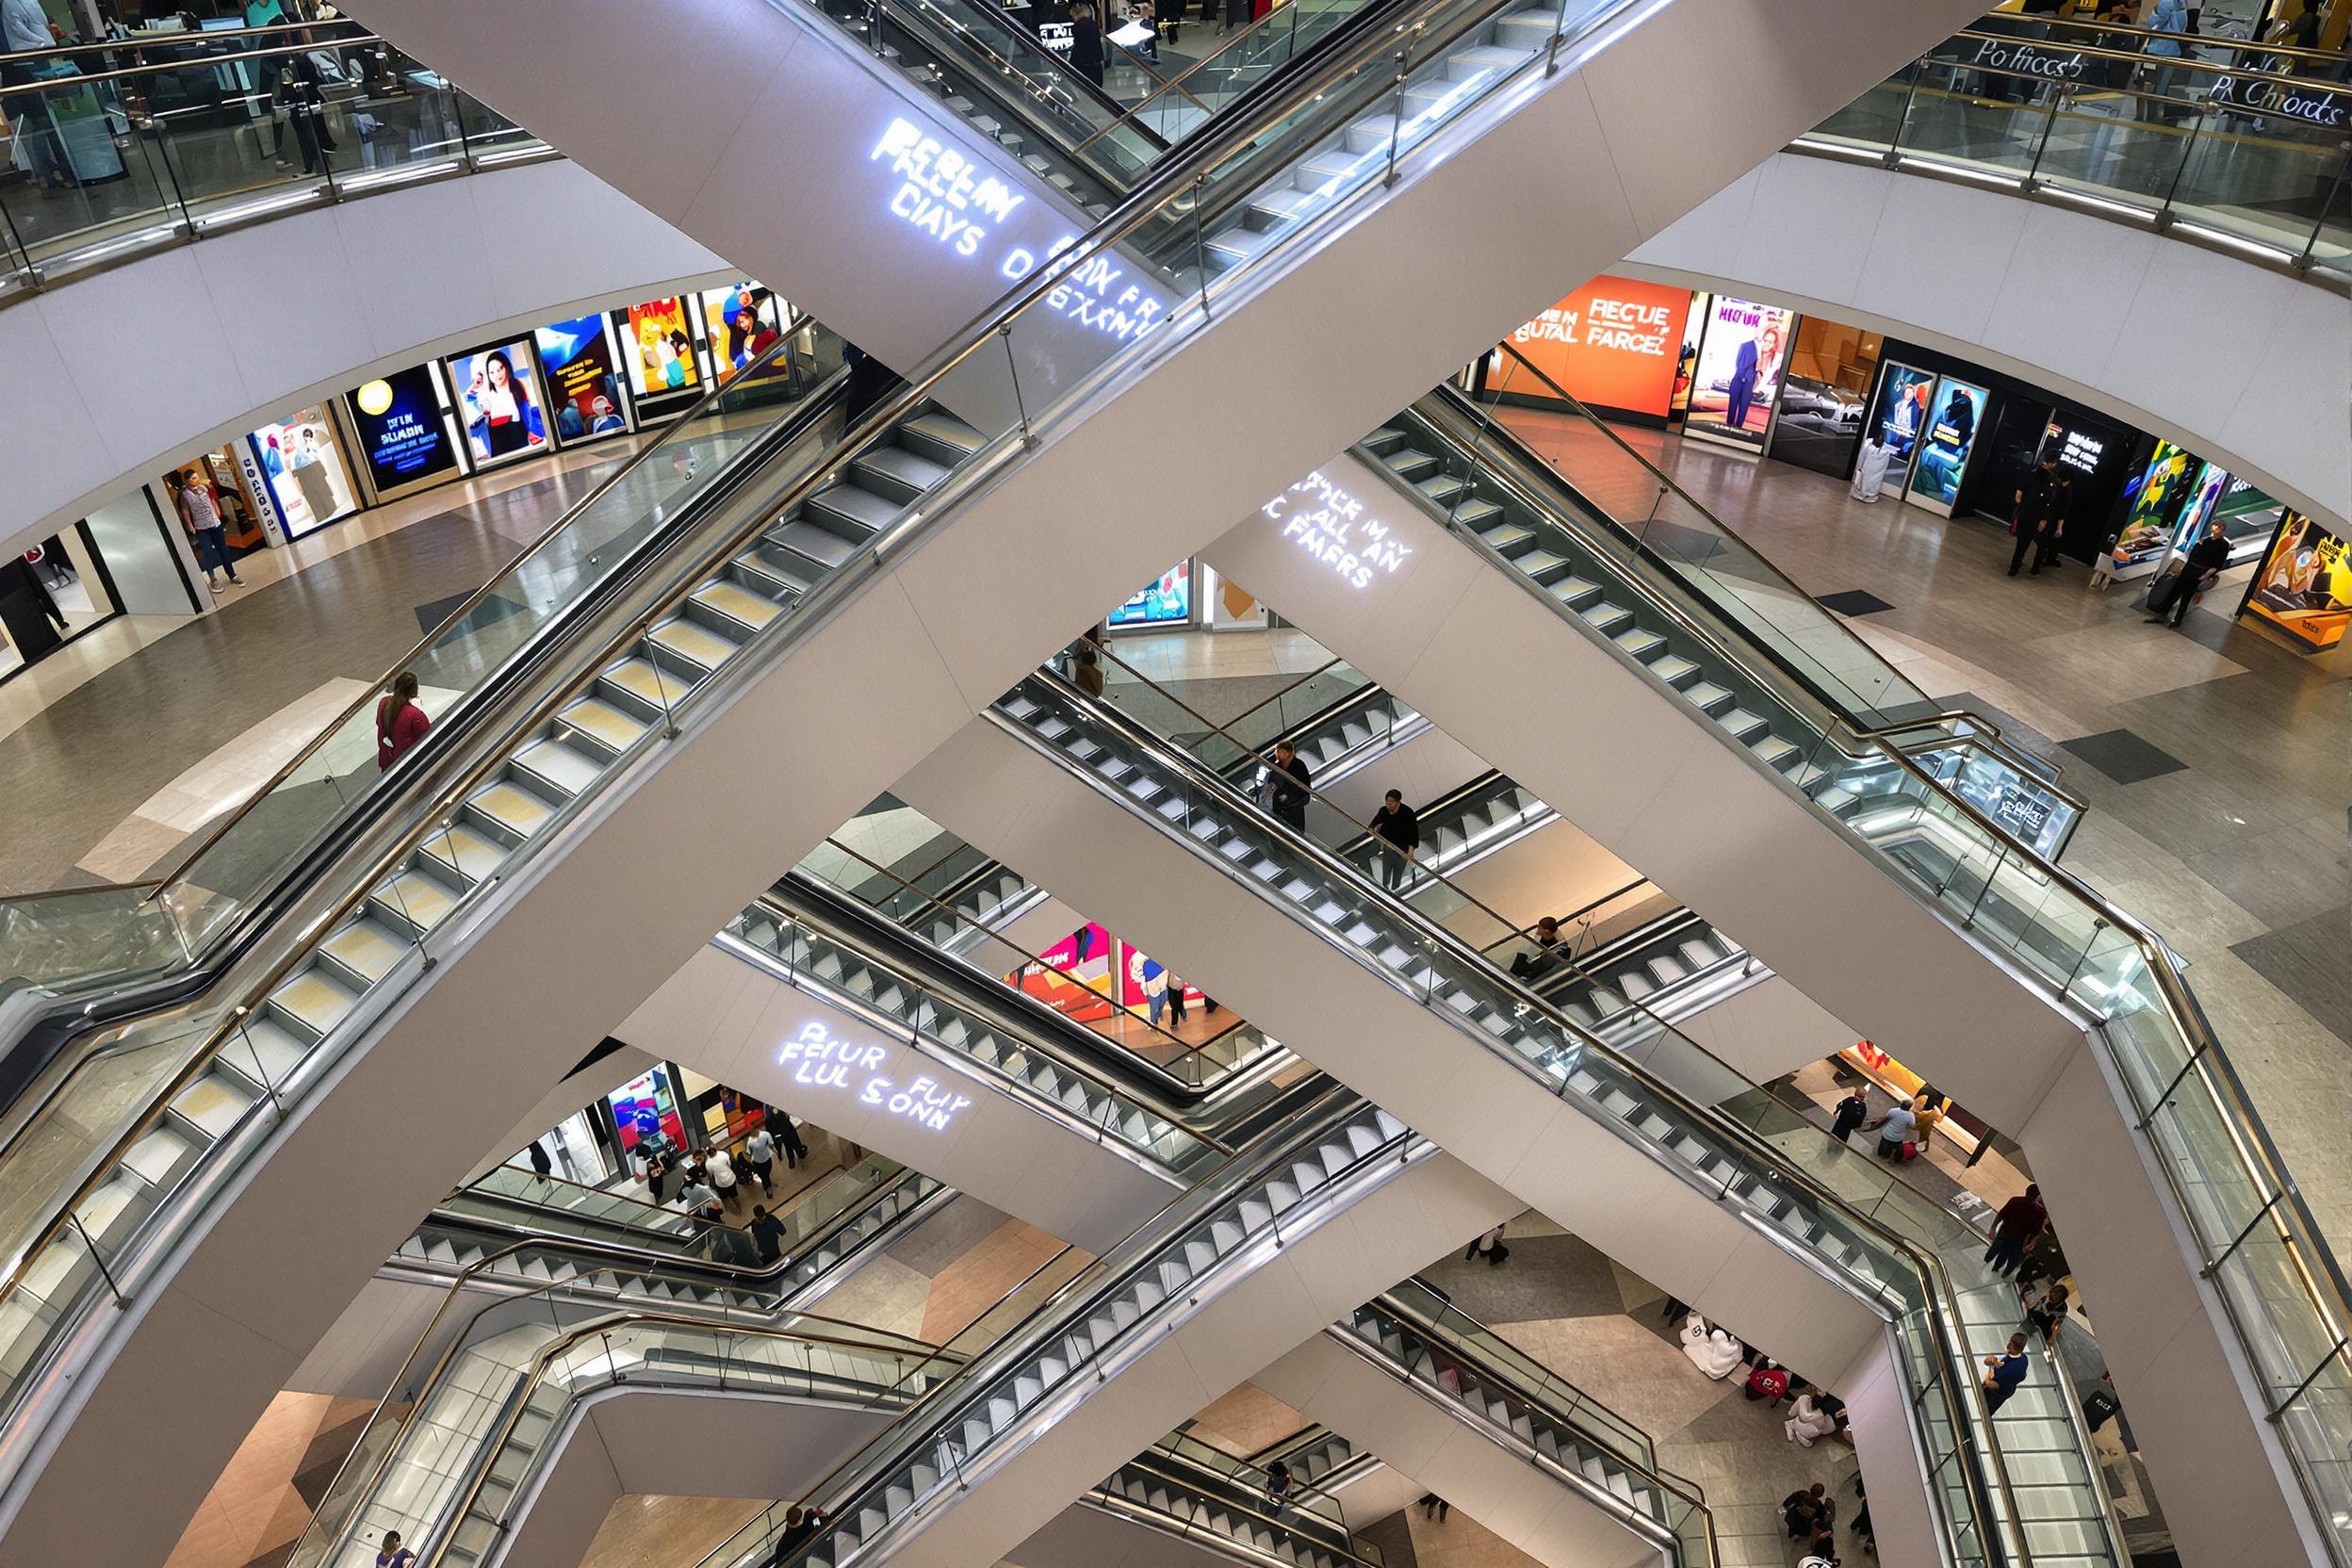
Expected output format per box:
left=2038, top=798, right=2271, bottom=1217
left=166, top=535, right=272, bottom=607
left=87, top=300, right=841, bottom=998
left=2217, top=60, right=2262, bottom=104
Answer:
left=1900, top=1140, right=1919, bottom=1162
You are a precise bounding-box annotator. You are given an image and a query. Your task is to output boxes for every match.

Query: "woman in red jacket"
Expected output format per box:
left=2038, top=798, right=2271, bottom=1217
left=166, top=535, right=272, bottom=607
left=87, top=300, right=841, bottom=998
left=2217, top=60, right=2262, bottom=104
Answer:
left=376, top=671, right=431, bottom=771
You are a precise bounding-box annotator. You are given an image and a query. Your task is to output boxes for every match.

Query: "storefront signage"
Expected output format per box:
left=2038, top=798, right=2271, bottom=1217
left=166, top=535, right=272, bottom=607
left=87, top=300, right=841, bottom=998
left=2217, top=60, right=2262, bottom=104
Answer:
left=1993, top=784, right=2055, bottom=843
left=777, top=1021, right=972, bottom=1134
left=1264, top=471, right=1413, bottom=590
left=2055, top=427, right=2104, bottom=475
left=1497, top=275, right=1689, bottom=420
left=2211, top=74, right=2347, bottom=127
left=1968, top=37, right=2084, bottom=80
left=872, top=117, right=1028, bottom=260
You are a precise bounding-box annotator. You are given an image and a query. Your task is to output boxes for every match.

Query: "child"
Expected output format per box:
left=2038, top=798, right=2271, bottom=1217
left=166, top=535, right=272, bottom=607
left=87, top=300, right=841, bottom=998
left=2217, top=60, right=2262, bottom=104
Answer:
left=2088, top=532, right=2122, bottom=593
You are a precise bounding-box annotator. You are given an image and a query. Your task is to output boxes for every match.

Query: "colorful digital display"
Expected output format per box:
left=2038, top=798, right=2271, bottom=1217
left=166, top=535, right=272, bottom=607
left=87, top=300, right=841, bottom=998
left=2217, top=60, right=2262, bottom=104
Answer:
left=2242, top=512, right=2348, bottom=651
left=447, top=338, right=550, bottom=466
left=533, top=314, right=629, bottom=445
left=346, top=365, right=459, bottom=495
left=1013, top=923, right=1117, bottom=1021
left=1108, top=560, right=1191, bottom=627
left=620, top=296, right=701, bottom=400
left=1683, top=296, right=1796, bottom=451
left=1494, top=275, right=1690, bottom=420
left=608, top=1066, right=686, bottom=1154
left=699, top=281, right=786, bottom=384
left=1903, top=377, right=1987, bottom=515
left=245, top=406, right=360, bottom=539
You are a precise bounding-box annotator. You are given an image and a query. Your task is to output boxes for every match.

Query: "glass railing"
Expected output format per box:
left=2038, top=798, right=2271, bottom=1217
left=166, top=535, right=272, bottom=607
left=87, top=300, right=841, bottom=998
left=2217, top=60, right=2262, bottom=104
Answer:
left=1094, top=0, right=1385, bottom=143
left=791, top=832, right=1284, bottom=1090
left=0, top=22, right=547, bottom=295
left=993, top=667, right=2130, bottom=1568
left=1429, top=356, right=2350, bottom=1554
left=1448, top=350, right=2086, bottom=856
left=0, top=0, right=1648, bottom=1514
left=1139, top=1427, right=1378, bottom=1559
left=1800, top=14, right=2352, bottom=276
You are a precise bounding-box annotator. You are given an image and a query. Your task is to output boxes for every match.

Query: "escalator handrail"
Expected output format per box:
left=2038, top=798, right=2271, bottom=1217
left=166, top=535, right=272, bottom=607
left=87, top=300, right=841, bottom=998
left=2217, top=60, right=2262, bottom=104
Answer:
left=1179, top=654, right=1415, bottom=784
left=1478, top=338, right=2066, bottom=795
left=693, top=1083, right=1391, bottom=1568
left=294, top=1166, right=941, bottom=1568
left=1410, top=384, right=2352, bottom=1385
left=800, top=834, right=1269, bottom=1100
left=997, top=669, right=2091, bottom=1568
left=1120, top=1435, right=1379, bottom=1563
left=901, top=0, right=1203, bottom=134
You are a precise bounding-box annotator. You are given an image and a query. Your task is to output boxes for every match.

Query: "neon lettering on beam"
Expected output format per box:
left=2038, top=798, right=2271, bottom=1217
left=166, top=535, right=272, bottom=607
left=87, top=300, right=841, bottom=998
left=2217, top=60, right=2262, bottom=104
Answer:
left=1263, top=471, right=1413, bottom=591
left=872, top=117, right=1027, bottom=259
left=777, top=1021, right=972, bottom=1134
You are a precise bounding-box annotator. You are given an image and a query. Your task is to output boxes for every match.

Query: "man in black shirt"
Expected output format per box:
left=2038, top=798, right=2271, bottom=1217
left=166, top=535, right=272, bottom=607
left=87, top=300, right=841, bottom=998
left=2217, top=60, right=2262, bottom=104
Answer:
left=2009, top=452, right=2066, bottom=577
left=765, top=1505, right=829, bottom=1568
left=748, top=1203, right=789, bottom=1265
left=1266, top=741, right=1311, bottom=833
left=1369, top=790, right=1421, bottom=890
left=2148, top=523, right=2232, bottom=628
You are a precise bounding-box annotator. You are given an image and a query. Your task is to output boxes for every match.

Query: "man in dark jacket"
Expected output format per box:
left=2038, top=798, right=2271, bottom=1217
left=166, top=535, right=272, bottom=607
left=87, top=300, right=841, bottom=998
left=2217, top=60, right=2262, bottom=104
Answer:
left=1368, top=789, right=1420, bottom=890
left=1068, top=0, right=1104, bottom=87
left=2009, top=452, right=2066, bottom=577
left=2147, top=523, right=2232, bottom=628
left=1266, top=741, right=1311, bottom=832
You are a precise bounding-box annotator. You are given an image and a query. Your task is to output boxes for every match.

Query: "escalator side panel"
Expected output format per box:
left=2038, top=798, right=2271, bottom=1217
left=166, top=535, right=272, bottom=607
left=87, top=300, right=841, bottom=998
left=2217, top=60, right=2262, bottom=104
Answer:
left=1259, top=1337, right=1661, bottom=1568
left=623, top=944, right=1184, bottom=1251
left=1200, top=448, right=2077, bottom=1129
left=881, top=1152, right=1514, bottom=1568
left=1021, top=1501, right=1317, bottom=1568
left=1671, top=972, right=1857, bottom=1095
left=896, top=715, right=1883, bottom=1380
left=499, top=1389, right=898, bottom=1568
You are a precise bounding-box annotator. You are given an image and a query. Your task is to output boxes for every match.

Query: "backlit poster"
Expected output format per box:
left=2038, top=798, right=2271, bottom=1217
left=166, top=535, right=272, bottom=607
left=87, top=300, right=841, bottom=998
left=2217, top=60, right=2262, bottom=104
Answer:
left=1863, top=363, right=1936, bottom=496
left=532, top=314, right=629, bottom=446
left=346, top=364, right=460, bottom=496
left=1767, top=314, right=1881, bottom=477
left=447, top=338, right=550, bottom=467
left=2241, top=513, right=2348, bottom=651
left=1013, top=923, right=1116, bottom=1021
left=1683, top=296, right=1795, bottom=452
left=2111, top=440, right=2203, bottom=578
left=245, top=407, right=360, bottom=539
left=1669, top=291, right=1710, bottom=417
left=1107, top=560, right=1191, bottom=628
left=608, top=1066, right=686, bottom=1154
left=1492, top=275, right=1689, bottom=421
left=619, top=295, right=701, bottom=401
left=698, top=282, right=787, bottom=384
left=1903, top=376, right=1987, bottom=515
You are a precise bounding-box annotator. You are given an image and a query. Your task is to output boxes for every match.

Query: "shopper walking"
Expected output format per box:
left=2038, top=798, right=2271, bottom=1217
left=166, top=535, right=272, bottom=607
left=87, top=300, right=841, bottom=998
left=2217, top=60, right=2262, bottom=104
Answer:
left=1462, top=1222, right=1509, bottom=1266
left=376, top=671, right=432, bottom=772
left=275, top=37, right=339, bottom=174
left=1982, top=1333, right=2032, bottom=1413
left=2141, top=0, right=2189, bottom=117
left=10, top=557, right=64, bottom=631
left=1266, top=740, right=1311, bottom=833
left=526, top=1138, right=552, bottom=1183
left=1068, top=0, right=1104, bottom=87
left=707, top=1144, right=740, bottom=1210
left=743, top=1125, right=777, bottom=1195
left=2146, top=522, right=2230, bottom=629
left=1983, top=1183, right=2046, bottom=1276
left=2008, top=451, right=2066, bottom=577
left=1416, top=1494, right=1449, bottom=1522
left=1829, top=1085, right=1870, bottom=1146
left=173, top=468, right=244, bottom=591
left=778, top=1113, right=810, bottom=1170
left=678, top=1174, right=722, bottom=1224
left=1369, top=789, right=1420, bottom=890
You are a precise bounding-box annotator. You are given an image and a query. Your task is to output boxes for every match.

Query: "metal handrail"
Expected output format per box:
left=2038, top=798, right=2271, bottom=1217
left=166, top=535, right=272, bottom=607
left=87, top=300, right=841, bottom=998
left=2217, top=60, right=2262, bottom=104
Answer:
left=288, top=1165, right=936, bottom=1568
left=1004, top=665, right=2107, bottom=1568
left=1065, top=0, right=1369, bottom=157
left=1414, top=373, right=2351, bottom=1552
left=689, top=1085, right=1387, bottom=1568
left=1119, top=1437, right=1377, bottom=1561
left=805, top=833, right=1265, bottom=1092
left=444, top=1153, right=858, bottom=1246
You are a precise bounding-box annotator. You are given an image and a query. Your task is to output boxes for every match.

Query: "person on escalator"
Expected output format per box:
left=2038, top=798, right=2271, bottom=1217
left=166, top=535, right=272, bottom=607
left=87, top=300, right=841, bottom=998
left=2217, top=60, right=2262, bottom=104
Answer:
left=376, top=671, right=431, bottom=772
left=1508, top=915, right=1564, bottom=981
left=1265, top=740, right=1311, bottom=833
left=376, top=1529, right=416, bottom=1568
left=764, top=1504, right=829, bottom=1568
left=1369, top=790, right=1421, bottom=891
left=1265, top=1460, right=1293, bottom=1511
left=748, top=1203, right=789, bottom=1265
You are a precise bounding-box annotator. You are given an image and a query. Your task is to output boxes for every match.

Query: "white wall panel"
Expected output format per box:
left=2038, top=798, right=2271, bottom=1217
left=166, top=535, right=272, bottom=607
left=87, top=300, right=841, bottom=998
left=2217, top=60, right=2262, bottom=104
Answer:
left=1627, top=152, right=2350, bottom=526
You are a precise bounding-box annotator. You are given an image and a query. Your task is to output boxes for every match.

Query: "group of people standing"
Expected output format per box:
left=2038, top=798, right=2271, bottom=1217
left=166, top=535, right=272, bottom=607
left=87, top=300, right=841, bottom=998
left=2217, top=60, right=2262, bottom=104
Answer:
left=637, top=1118, right=816, bottom=1266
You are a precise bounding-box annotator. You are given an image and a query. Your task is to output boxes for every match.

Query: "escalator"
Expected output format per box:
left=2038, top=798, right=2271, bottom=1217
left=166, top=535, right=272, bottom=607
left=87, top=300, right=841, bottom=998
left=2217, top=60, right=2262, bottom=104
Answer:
left=0, top=2, right=2028, bottom=1557
left=1202, top=366, right=2349, bottom=1560
left=681, top=1082, right=1511, bottom=1568
left=898, top=668, right=2130, bottom=1568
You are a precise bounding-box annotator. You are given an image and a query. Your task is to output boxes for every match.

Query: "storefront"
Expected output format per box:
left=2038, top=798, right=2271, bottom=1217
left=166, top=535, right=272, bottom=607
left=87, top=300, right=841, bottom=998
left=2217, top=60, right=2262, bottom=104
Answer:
left=1765, top=316, right=1885, bottom=479
left=0, top=492, right=202, bottom=683
left=246, top=404, right=364, bottom=539
left=1482, top=274, right=1690, bottom=426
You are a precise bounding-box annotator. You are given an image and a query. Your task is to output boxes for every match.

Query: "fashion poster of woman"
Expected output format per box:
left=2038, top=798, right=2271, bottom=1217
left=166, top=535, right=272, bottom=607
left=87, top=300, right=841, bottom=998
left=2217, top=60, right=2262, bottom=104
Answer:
left=697, top=282, right=786, bottom=384
left=1683, top=296, right=1794, bottom=452
left=1903, top=377, right=1987, bottom=516
left=448, top=340, right=549, bottom=466
left=622, top=296, right=701, bottom=401
left=246, top=407, right=359, bottom=539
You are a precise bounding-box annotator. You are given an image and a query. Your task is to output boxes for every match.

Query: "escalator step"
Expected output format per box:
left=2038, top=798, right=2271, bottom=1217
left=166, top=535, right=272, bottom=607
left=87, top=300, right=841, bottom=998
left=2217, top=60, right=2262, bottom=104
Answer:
left=1647, top=653, right=1698, bottom=687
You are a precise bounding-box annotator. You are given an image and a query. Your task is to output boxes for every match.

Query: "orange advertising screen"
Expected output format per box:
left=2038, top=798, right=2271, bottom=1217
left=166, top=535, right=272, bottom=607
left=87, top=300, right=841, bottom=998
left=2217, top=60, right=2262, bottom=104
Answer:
left=1494, top=276, right=1690, bottom=420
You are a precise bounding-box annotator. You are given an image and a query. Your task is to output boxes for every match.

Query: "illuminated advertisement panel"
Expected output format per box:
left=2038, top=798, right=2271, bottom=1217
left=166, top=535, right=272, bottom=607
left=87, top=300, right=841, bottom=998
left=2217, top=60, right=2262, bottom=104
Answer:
left=1903, top=376, right=1988, bottom=516
left=1683, top=296, right=1796, bottom=452
left=1492, top=275, right=1690, bottom=420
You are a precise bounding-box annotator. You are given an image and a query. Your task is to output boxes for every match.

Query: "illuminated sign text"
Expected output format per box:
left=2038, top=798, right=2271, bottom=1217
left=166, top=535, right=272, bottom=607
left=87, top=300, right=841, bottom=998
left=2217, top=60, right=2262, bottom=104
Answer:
left=1264, top=471, right=1413, bottom=590
left=778, top=1021, right=972, bottom=1134
left=872, top=118, right=1027, bottom=259
left=1512, top=294, right=1672, bottom=358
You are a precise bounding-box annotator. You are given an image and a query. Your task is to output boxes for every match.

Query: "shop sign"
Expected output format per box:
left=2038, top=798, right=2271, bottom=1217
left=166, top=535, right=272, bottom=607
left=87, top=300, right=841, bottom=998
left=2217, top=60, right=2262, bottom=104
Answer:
left=1263, top=470, right=1413, bottom=590
left=1967, top=37, right=2084, bottom=80
left=2211, top=74, right=2348, bottom=127
left=233, top=441, right=287, bottom=546
left=2055, top=428, right=2104, bottom=475
left=777, top=1021, right=972, bottom=1134
left=1992, top=784, right=2055, bottom=843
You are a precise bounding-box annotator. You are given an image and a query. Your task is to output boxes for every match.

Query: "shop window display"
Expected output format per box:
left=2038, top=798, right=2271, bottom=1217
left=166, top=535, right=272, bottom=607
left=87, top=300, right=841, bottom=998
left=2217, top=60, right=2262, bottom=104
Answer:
left=2240, top=512, right=2348, bottom=651
left=245, top=407, right=361, bottom=539
left=447, top=338, right=551, bottom=467
left=1767, top=316, right=1882, bottom=478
